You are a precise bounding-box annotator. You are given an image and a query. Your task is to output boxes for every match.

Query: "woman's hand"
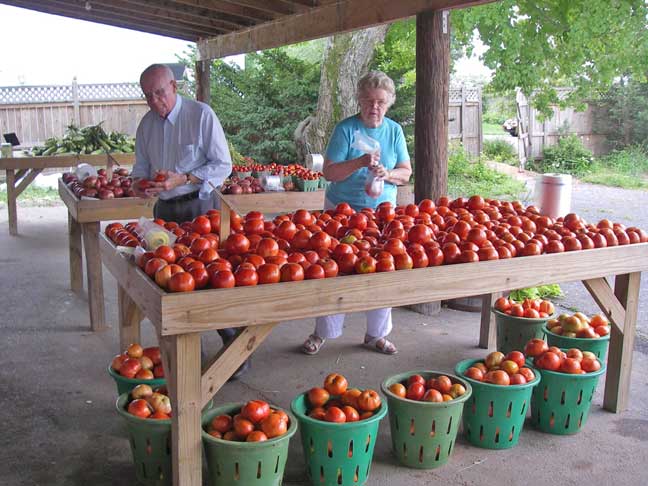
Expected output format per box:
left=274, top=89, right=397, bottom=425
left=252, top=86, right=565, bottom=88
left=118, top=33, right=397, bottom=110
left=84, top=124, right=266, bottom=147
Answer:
left=362, top=152, right=381, bottom=168
left=370, top=164, right=389, bottom=180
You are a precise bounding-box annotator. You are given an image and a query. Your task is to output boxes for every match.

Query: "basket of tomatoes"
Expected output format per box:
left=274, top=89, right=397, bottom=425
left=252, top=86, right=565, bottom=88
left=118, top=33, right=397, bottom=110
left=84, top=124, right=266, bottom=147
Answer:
left=108, top=343, right=166, bottom=395
left=526, top=341, right=607, bottom=435
left=455, top=350, right=541, bottom=450
left=380, top=371, right=471, bottom=469
left=290, top=373, right=387, bottom=486
left=116, top=386, right=174, bottom=486
left=543, top=312, right=611, bottom=361
left=492, top=296, right=556, bottom=355
left=202, top=400, right=298, bottom=486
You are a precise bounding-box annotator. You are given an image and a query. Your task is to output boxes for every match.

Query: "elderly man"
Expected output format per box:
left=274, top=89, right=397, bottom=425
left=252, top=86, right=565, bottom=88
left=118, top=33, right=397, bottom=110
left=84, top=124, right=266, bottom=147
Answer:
left=133, top=63, right=249, bottom=379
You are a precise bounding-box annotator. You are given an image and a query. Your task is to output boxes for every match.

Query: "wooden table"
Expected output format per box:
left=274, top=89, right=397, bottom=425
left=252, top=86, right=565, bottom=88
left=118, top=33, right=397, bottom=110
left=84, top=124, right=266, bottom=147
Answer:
left=99, top=233, right=648, bottom=486
left=58, top=179, right=155, bottom=331
left=0, top=152, right=135, bottom=235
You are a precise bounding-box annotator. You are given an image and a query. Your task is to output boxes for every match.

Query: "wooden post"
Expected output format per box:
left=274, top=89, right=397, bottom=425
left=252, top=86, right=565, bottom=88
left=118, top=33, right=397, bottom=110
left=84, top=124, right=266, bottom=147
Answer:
left=72, top=77, right=80, bottom=125
left=68, top=212, right=83, bottom=293
left=81, top=222, right=106, bottom=331
left=477, top=87, right=483, bottom=155
left=415, top=9, right=450, bottom=203
left=6, top=169, right=18, bottom=236
left=460, top=85, right=467, bottom=146
left=118, top=285, right=142, bottom=351
left=195, top=60, right=211, bottom=103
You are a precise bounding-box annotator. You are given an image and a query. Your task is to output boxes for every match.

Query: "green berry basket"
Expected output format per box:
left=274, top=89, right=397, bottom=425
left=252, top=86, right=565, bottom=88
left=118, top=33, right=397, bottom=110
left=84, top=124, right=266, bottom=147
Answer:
left=380, top=370, right=472, bottom=469
left=290, top=392, right=388, bottom=486
left=296, top=178, right=320, bottom=192
left=108, top=365, right=166, bottom=396
left=455, top=359, right=541, bottom=450
left=201, top=403, right=298, bottom=486
left=318, top=177, right=330, bottom=189
left=492, top=308, right=554, bottom=355
left=116, top=393, right=172, bottom=486
left=233, top=170, right=252, bottom=179
left=543, top=324, right=610, bottom=361
left=530, top=357, right=606, bottom=435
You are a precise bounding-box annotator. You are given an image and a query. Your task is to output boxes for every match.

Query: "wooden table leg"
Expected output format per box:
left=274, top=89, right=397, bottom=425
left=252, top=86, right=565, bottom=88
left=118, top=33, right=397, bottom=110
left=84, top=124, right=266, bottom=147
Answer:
left=603, top=272, right=641, bottom=412
left=118, top=284, right=142, bottom=351
left=6, top=169, right=18, bottom=236
left=81, top=221, right=106, bottom=331
left=479, top=293, right=499, bottom=349
left=161, top=333, right=202, bottom=486
left=68, top=213, right=83, bottom=293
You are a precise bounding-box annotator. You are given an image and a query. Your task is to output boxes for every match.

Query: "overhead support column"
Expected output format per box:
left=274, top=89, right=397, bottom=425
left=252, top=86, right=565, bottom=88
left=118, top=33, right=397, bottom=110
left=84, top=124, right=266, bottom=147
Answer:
left=195, top=60, right=211, bottom=103
left=415, top=9, right=450, bottom=203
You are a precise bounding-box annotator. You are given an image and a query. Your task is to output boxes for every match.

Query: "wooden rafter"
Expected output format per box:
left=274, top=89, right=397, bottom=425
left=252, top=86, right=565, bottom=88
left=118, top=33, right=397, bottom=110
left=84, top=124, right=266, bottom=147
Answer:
left=170, top=0, right=277, bottom=23
left=198, top=0, right=496, bottom=59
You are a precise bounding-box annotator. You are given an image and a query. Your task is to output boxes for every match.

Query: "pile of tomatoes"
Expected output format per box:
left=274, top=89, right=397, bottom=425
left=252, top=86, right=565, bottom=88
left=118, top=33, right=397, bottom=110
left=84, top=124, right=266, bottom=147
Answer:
left=111, top=343, right=164, bottom=380
left=388, top=373, right=467, bottom=402
left=126, top=384, right=172, bottom=419
left=463, top=350, right=537, bottom=386
left=63, top=167, right=137, bottom=199
left=546, top=312, right=610, bottom=339
left=105, top=194, right=647, bottom=293
left=205, top=400, right=290, bottom=442
left=494, top=296, right=555, bottom=319
left=305, top=373, right=382, bottom=423
left=524, top=339, right=603, bottom=374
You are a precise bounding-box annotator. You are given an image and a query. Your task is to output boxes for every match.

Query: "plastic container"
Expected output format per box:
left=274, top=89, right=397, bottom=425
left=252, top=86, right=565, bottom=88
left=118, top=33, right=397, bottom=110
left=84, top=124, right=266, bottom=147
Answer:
left=380, top=371, right=472, bottom=469
left=202, top=403, right=298, bottom=486
left=493, top=308, right=553, bottom=355
left=536, top=173, right=572, bottom=219
left=108, top=365, right=166, bottom=396
left=530, top=358, right=606, bottom=435
left=116, top=393, right=172, bottom=486
left=233, top=170, right=252, bottom=180
left=318, top=177, right=330, bottom=190
left=291, top=393, right=387, bottom=486
left=455, top=359, right=541, bottom=449
left=1, top=142, right=12, bottom=158
left=296, top=178, right=320, bottom=192
left=543, top=324, right=610, bottom=361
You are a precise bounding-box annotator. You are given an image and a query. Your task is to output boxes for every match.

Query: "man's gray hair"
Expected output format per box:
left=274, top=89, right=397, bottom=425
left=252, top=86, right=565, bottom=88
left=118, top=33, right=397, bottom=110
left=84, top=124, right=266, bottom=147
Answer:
left=140, top=64, right=174, bottom=85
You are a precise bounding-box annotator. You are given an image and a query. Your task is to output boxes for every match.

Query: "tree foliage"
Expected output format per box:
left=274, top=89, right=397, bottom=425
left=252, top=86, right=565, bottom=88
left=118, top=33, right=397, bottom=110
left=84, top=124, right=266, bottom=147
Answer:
left=595, top=79, right=648, bottom=148
left=180, top=47, right=320, bottom=164
left=453, top=1, right=648, bottom=117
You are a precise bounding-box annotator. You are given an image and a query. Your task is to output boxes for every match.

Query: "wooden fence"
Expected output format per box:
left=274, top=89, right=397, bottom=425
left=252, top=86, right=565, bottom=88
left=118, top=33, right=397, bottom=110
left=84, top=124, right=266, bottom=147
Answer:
left=449, top=85, right=482, bottom=156
left=0, top=80, right=149, bottom=147
left=517, top=88, right=608, bottom=160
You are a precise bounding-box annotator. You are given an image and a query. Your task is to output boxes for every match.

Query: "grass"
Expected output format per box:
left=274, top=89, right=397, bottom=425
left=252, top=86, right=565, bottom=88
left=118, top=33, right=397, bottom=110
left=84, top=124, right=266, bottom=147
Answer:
left=483, top=122, right=507, bottom=135
left=0, top=185, right=60, bottom=206
left=581, top=146, right=648, bottom=189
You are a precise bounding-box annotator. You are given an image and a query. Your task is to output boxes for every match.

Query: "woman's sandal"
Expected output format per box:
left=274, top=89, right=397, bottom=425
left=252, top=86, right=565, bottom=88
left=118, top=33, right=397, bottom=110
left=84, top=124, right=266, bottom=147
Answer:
left=363, top=335, right=398, bottom=355
left=302, top=334, right=325, bottom=355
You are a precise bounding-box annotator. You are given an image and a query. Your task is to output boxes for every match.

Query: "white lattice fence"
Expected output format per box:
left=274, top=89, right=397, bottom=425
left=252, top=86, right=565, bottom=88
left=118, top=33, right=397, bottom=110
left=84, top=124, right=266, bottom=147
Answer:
left=0, top=82, right=144, bottom=105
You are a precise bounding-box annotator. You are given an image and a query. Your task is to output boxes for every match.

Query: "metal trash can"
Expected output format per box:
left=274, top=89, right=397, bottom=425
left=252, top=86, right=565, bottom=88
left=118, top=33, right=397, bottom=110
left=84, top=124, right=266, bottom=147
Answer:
left=537, top=173, right=572, bottom=218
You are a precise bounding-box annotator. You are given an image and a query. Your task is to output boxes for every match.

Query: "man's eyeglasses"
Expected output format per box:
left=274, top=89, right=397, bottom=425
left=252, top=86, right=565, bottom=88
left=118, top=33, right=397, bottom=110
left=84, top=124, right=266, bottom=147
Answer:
left=144, top=81, right=173, bottom=101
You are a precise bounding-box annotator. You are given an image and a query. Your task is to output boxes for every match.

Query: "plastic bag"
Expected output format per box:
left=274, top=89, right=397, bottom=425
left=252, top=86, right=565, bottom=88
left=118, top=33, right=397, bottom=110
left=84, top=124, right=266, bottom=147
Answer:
left=134, top=217, right=177, bottom=251
left=350, top=130, right=384, bottom=198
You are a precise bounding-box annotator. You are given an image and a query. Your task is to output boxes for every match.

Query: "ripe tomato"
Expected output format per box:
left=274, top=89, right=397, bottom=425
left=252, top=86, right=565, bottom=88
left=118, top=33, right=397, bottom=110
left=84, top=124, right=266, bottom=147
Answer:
left=388, top=383, right=407, bottom=398
left=280, top=262, right=305, bottom=282
left=517, top=367, right=535, bottom=382
left=167, top=271, right=196, bottom=293
left=256, top=263, right=281, bottom=284
left=422, top=389, right=443, bottom=402
left=233, top=416, right=255, bottom=439
left=246, top=431, right=268, bottom=442
left=308, top=387, right=330, bottom=408
left=324, top=406, right=347, bottom=423
left=357, top=389, right=381, bottom=411
left=234, top=267, right=258, bottom=286
left=128, top=399, right=153, bottom=418
left=324, top=373, right=348, bottom=396
left=505, top=351, right=526, bottom=368
left=464, top=366, right=484, bottom=381
left=406, top=382, right=425, bottom=400
left=241, top=400, right=271, bottom=424
left=210, top=414, right=233, bottom=434
left=524, top=338, right=548, bottom=358
left=154, top=245, right=177, bottom=264
left=225, top=234, right=251, bottom=255
left=191, top=215, right=211, bottom=235
left=484, top=370, right=510, bottom=386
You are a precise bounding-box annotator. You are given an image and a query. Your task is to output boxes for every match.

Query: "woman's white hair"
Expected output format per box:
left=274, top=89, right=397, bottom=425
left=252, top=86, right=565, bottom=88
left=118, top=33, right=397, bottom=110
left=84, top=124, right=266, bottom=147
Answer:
left=357, top=70, right=396, bottom=107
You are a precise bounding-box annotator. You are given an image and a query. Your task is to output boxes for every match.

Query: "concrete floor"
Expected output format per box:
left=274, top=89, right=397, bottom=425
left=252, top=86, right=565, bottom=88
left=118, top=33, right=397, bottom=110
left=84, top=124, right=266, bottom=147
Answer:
left=1, top=205, right=647, bottom=486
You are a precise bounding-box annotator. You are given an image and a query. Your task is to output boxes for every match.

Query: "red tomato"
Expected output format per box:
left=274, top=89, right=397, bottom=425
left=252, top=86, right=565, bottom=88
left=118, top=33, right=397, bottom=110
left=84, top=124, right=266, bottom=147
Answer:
left=464, top=367, right=484, bottom=381
left=279, top=262, right=305, bottom=282
left=342, top=406, right=360, bottom=422
left=388, top=383, right=407, bottom=398
left=505, top=350, right=526, bottom=368
left=484, top=370, right=510, bottom=386
left=324, top=373, right=348, bottom=396
left=257, top=263, right=281, bottom=284
left=128, top=399, right=153, bottom=419
left=210, top=414, right=233, bottom=434
left=241, top=400, right=271, bottom=424
left=154, top=245, right=176, bottom=264
left=406, top=383, right=425, bottom=401
left=225, top=234, right=251, bottom=255
left=307, top=387, right=330, bottom=408
left=357, top=389, right=381, bottom=412
left=422, top=389, right=443, bottom=402
left=324, top=406, right=347, bottom=423
left=524, top=338, right=548, bottom=358
left=234, top=267, right=258, bottom=286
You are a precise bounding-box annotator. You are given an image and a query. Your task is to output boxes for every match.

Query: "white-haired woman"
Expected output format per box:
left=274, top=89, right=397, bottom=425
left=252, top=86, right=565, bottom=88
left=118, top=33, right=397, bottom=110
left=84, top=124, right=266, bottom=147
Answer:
left=301, top=70, right=412, bottom=356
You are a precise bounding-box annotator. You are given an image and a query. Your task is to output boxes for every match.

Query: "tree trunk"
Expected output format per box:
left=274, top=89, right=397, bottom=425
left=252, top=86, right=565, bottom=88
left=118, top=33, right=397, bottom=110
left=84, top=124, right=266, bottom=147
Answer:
left=295, top=26, right=389, bottom=164
left=415, top=10, right=450, bottom=203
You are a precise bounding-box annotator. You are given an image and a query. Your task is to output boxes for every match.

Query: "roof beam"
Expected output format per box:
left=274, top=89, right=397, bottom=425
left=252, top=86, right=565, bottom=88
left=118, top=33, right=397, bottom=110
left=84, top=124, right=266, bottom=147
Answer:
left=146, top=0, right=275, bottom=24
left=227, top=0, right=311, bottom=16
left=3, top=0, right=205, bottom=40
left=90, top=0, right=245, bottom=32
left=198, top=0, right=496, bottom=60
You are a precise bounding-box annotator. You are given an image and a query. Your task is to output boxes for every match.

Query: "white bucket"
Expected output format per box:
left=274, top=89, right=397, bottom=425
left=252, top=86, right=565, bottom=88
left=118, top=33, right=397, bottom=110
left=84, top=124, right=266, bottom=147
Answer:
left=537, top=173, right=572, bottom=218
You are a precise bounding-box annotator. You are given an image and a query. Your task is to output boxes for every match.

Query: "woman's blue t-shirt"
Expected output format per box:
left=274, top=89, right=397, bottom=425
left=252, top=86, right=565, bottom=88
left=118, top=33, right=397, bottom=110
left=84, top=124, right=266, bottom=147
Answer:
left=324, top=115, right=409, bottom=211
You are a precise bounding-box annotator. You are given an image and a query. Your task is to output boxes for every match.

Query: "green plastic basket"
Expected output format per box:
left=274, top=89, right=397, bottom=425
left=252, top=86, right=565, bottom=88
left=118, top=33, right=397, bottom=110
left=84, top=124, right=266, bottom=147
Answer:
left=233, top=171, right=252, bottom=179
left=543, top=324, right=610, bottom=361
left=296, top=178, right=320, bottom=192
left=493, top=308, right=554, bottom=355
left=380, top=371, right=472, bottom=469
left=290, top=392, right=388, bottom=486
left=318, top=177, right=330, bottom=189
left=116, top=393, right=172, bottom=486
left=202, top=403, right=298, bottom=486
left=108, top=365, right=166, bottom=396
left=455, top=359, right=541, bottom=450
left=530, top=357, right=606, bottom=435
